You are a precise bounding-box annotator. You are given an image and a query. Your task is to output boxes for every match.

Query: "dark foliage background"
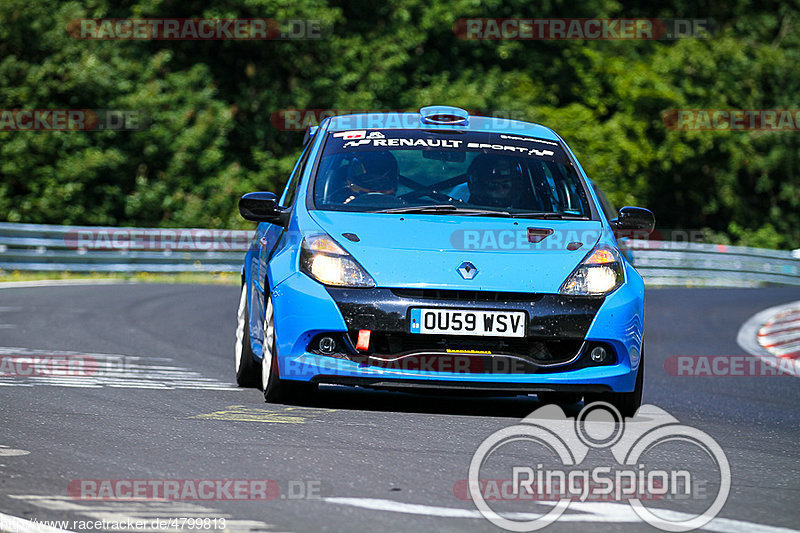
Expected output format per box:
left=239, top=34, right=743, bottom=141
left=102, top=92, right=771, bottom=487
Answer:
left=1, top=0, right=798, bottom=248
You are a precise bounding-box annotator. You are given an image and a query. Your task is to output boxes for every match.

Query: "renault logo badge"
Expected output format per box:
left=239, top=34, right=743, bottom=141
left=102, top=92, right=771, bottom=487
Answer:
left=457, top=261, right=478, bottom=280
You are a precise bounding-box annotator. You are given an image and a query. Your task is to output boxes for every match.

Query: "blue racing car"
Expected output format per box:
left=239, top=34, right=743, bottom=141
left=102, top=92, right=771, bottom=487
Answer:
left=234, top=106, right=654, bottom=416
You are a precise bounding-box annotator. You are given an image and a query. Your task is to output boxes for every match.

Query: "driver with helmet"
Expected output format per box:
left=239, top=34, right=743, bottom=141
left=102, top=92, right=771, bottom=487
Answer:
left=466, top=153, right=527, bottom=209
left=341, top=151, right=399, bottom=205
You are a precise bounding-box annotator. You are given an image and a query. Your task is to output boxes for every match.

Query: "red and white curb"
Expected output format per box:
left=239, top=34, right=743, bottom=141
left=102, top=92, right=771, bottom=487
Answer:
left=737, top=300, right=800, bottom=377
left=758, top=309, right=800, bottom=358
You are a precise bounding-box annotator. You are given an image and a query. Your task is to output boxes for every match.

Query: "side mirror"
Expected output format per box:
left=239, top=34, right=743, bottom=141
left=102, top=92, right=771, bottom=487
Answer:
left=610, top=206, right=655, bottom=234
left=238, top=192, right=290, bottom=226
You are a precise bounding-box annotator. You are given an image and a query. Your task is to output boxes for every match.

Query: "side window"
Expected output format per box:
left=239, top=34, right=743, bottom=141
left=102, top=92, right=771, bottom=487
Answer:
left=591, top=181, right=618, bottom=221
left=280, top=145, right=312, bottom=207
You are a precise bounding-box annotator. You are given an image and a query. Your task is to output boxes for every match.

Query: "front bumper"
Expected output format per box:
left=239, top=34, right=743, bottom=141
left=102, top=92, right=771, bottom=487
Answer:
left=269, top=270, right=644, bottom=393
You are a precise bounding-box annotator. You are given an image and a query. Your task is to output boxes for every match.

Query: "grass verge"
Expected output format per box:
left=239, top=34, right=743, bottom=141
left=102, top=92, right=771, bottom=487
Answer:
left=0, top=270, right=240, bottom=285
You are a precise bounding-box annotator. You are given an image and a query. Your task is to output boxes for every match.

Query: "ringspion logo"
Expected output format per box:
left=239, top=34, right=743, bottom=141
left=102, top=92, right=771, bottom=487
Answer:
left=467, top=403, right=730, bottom=531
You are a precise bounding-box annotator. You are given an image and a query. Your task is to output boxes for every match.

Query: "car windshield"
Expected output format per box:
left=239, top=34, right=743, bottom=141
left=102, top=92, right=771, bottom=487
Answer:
left=312, top=129, right=592, bottom=218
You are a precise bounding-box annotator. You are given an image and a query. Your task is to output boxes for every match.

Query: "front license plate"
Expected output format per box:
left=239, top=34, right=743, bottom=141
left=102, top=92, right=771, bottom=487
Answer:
left=409, top=308, right=526, bottom=337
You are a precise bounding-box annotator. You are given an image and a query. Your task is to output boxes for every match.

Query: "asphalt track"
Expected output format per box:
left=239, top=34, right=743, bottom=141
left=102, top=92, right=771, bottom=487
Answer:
left=0, top=284, right=799, bottom=533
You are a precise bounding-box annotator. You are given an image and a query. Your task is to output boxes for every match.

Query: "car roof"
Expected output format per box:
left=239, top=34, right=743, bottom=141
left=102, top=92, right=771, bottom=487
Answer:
left=325, top=112, right=561, bottom=142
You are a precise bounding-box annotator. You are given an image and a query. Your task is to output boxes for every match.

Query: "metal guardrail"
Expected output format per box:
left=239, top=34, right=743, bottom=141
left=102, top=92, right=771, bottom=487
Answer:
left=0, top=222, right=250, bottom=273
left=0, top=222, right=798, bottom=286
left=625, top=239, right=800, bottom=287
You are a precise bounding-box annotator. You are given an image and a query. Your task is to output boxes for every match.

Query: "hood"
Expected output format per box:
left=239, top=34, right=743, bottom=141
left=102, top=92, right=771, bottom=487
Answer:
left=307, top=211, right=603, bottom=293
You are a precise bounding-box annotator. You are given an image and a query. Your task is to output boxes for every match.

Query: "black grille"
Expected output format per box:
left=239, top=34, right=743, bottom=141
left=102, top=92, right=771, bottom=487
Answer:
left=391, top=288, right=544, bottom=303
left=361, top=331, right=582, bottom=366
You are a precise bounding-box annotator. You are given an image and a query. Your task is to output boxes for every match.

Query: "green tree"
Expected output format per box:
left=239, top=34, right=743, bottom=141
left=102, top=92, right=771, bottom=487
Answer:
left=0, top=0, right=797, bottom=247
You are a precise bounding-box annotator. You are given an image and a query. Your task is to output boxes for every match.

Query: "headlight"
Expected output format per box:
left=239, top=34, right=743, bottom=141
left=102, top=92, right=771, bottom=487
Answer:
left=560, top=245, right=624, bottom=296
left=300, top=234, right=375, bottom=288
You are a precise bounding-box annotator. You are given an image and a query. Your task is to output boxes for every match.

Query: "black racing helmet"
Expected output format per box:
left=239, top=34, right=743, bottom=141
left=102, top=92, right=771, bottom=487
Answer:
left=467, top=153, right=525, bottom=207
left=346, top=151, right=399, bottom=194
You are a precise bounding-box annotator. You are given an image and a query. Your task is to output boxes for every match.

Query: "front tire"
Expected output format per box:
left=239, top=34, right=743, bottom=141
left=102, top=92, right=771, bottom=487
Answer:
left=262, top=296, right=317, bottom=403
left=234, top=284, right=261, bottom=388
left=586, top=347, right=644, bottom=418
left=261, top=296, right=282, bottom=401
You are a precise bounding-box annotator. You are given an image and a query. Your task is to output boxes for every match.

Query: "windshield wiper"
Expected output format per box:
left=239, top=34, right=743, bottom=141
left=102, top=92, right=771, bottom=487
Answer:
left=375, top=205, right=513, bottom=217
left=375, top=206, right=589, bottom=220
left=508, top=212, right=588, bottom=220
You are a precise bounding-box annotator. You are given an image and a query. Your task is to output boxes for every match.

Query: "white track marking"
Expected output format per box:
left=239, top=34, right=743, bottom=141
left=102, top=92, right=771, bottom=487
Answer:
left=737, top=301, right=800, bottom=376
left=0, top=347, right=243, bottom=391
left=8, top=495, right=274, bottom=533
left=326, top=497, right=488, bottom=518
left=324, top=497, right=800, bottom=532
left=0, top=445, right=30, bottom=456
